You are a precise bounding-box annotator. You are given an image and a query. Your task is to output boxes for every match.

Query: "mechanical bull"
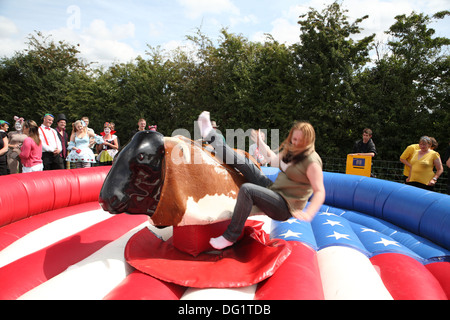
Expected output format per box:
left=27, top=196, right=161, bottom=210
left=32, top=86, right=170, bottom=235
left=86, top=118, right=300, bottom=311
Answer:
left=98, top=130, right=291, bottom=288
left=99, top=130, right=255, bottom=228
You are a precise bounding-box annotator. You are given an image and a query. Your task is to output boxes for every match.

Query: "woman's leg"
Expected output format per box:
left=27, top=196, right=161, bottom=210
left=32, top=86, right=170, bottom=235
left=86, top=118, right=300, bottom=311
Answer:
left=75, top=162, right=91, bottom=169
left=198, top=111, right=271, bottom=187
left=210, top=183, right=291, bottom=249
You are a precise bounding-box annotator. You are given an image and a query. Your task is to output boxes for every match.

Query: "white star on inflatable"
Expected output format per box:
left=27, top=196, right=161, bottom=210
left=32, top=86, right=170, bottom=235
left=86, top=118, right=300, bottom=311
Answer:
left=323, top=219, right=343, bottom=227
left=282, top=218, right=301, bottom=225
left=374, top=238, right=401, bottom=247
left=279, top=230, right=302, bottom=238
left=361, top=228, right=377, bottom=233
left=326, top=231, right=350, bottom=240
left=319, top=212, right=338, bottom=217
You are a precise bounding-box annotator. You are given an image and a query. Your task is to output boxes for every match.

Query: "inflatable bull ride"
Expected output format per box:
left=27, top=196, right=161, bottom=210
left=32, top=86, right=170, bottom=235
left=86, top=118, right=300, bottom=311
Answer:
left=0, top=130, right=449, bottom=300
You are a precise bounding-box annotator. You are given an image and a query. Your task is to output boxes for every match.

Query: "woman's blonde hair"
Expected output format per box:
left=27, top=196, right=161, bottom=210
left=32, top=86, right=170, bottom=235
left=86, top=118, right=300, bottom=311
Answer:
left=23, top=120, right=41, bottom=146
left=279, top=121, right=316, bottom=164
left=72, top=120, right=87, bottom=134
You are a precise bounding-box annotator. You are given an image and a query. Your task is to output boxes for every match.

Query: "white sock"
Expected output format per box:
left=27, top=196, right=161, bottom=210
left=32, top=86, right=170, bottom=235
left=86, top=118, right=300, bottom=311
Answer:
left=209, top=235, right=234, bottom=250
left=197, top=111, right=213, bottom=138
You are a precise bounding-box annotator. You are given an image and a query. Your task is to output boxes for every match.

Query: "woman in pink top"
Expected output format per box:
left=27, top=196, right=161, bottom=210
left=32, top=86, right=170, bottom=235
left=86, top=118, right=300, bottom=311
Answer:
left=19, top=120, right=43, bottom=173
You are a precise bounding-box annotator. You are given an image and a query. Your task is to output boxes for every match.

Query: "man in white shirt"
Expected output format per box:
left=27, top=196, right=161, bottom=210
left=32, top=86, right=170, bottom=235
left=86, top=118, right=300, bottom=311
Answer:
left=39, top=113, right=64, bottom=170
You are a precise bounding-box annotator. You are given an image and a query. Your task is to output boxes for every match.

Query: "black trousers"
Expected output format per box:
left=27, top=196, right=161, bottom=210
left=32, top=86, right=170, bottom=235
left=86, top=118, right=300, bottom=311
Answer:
left=206, top=131, right=292, bottom=242
left=42, top=152, right=65, bottom=170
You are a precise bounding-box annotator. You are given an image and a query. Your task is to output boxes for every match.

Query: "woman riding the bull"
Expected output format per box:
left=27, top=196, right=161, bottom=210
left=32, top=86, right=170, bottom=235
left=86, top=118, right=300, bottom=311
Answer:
left=197, top=111, right=325, bottom=250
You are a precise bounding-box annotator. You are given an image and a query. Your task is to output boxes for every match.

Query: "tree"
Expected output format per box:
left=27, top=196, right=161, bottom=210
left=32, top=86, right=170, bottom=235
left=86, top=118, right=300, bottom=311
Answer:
left=0, top=31, right=90, bottom=122
left=357, top=11, right=449, bottom=159
left=0, top=6, right=447, bottom=162
left=293, top=1, right=375, bottom=157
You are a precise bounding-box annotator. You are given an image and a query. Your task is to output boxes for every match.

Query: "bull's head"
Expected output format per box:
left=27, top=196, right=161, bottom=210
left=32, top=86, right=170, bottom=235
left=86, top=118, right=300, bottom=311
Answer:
left=99, top=131, right=165, bottom=217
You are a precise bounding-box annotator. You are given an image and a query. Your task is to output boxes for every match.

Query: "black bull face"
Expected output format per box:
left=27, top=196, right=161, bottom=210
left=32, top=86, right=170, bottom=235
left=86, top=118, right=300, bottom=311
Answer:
left=99, top=131, right=165, bottom=218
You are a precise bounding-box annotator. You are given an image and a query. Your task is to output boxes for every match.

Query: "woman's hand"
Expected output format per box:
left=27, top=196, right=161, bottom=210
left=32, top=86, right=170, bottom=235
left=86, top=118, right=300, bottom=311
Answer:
left=250, top=129, right=262, bottom=145
left=292, top=209, right=315, bottom=222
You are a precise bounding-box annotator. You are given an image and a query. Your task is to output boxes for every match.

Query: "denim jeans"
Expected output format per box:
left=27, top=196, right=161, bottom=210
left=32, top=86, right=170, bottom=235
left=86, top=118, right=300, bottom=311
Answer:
left=207, top=131, right=292, bottom=242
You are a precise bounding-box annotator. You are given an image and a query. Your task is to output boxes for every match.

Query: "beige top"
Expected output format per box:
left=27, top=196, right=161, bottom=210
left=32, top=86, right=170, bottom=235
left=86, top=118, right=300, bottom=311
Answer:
left=269, top=151, right=322, bottom=212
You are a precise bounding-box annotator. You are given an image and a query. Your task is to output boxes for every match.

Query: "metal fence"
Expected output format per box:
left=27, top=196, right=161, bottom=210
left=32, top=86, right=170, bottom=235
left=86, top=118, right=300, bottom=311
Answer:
left=71, top=156, right=449, bottom=195
left=322, top=157, right=449, bottom=195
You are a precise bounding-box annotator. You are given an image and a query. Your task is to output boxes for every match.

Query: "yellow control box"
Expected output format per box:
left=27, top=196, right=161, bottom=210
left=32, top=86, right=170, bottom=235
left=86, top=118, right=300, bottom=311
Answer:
left=346, top=155, right=372, bottom=177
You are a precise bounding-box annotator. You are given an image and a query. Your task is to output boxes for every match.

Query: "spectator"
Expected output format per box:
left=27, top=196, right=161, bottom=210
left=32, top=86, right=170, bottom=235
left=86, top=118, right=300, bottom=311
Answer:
left=97, top=122, right=118, bottom=166
left=66, top=120, right=97, bottom=168
left=351, top=128, right=377, bottom=157
left=110, top=122, right=120, bottom=149
left=55, top=114, right=69, bottom=169
left=128, top=118, right=147, bottom=142
left=19, top=120, right=43, bottom=173
left=0, top=120, right=9, bottom=175
left=81, top=116, right=96, bottom=149
left=39, top=113, right=64, bottom=170
left=7, top=116, right=27, bottom=174
left=400, top=136, right=439, bottom=179
left=81, top=116, right=95, bottom=135
left=404, top=136, right=443, bottom=191
left=249, top=129, right=268, bottom=166
left=443, top=141, right=450, bottom=195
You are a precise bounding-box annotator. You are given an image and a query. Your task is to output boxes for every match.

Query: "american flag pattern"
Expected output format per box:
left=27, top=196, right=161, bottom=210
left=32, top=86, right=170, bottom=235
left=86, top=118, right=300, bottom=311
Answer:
left=0, top=168, right=449, bottom=300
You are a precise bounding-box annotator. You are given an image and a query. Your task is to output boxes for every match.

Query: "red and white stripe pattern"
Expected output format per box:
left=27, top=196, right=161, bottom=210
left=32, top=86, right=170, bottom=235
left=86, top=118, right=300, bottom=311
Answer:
left=0, top=203, right=271, bottom=300
left=1, top=167, right=448, bottom=300
left=3, top=204, right=448, bottom=300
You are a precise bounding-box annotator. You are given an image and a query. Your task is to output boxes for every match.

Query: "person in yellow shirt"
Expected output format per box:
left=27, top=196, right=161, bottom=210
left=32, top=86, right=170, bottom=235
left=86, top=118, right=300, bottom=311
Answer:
left=400, top=137, right=439, bottom=178
left=402, top=136, right=443, bottom=191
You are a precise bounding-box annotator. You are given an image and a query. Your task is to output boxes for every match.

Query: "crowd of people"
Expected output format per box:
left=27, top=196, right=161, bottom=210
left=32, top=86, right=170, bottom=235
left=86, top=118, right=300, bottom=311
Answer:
left=0, top=114, right=449, bottom=194
left=0, top=114, right=158, bottom=175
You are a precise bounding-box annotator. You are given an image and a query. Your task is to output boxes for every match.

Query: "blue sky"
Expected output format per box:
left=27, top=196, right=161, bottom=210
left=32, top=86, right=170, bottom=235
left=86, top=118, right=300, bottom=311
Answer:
left=0, top=0, right=448, bottom=66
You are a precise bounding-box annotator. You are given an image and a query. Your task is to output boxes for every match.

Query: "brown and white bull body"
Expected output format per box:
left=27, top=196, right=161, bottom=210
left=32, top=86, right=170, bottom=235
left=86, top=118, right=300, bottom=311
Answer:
left=99, top=131, right=259, bottom=227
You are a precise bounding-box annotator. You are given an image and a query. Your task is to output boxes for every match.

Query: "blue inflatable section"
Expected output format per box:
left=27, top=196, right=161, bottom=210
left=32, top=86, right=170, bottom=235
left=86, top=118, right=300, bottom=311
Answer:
left=262, top=167, right=450, bottom=263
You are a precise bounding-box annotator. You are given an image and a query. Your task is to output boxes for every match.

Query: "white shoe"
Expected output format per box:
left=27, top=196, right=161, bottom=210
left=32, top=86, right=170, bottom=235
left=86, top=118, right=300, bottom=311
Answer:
left=198, top=111, right=213, bottom=138
left=209, top=236, right=234, bottom=250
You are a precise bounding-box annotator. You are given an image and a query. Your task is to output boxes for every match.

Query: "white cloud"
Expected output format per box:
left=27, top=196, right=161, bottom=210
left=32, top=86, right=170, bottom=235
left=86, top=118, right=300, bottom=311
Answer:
left=0, top=16, right=19, bottom=38
left=0, top=38, right=25, bottom=58
left=81, top=37, right=137, bottom=66
left=84, top=19, right=135, bottom=41
left=251, top=5, right=305, bottom=45
left=45, top=20, right=138, bottom=66
left=149, top=22, right=164, bottom=38
left=1, top=0, right=448, bottom=66
left=161, top=39, right=198, bottom=55
left=0, top=15, right=139, bottom=66
left=230, top=14, right=258, bottom=27
left=178, top=0, right=240, bottom=19
left=0, top=16, right=23, bottom=57
left=112, top=22, right=135, bottom=40
left=267, top=18, right=300, bottom=45
left=250, top=0, right=449, bottom=46
left=341, top=0, right=415, bottom=42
